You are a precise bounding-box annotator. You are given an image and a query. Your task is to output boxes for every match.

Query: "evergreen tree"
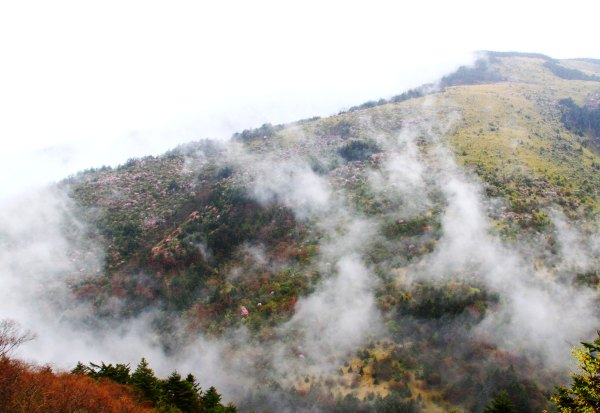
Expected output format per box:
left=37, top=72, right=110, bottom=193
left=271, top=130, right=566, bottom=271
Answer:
left=484, top=391, right=517, bottom=413
left=70, top=358, right=236, bottom=412
left=130, top=358, right=161, bottom=403
left=186, top=373, right=201, bottom=393
left=162, top=371, right=201, bottom=413
left=202, top=386, right=222, bottom=411
left=202, top=386, right=237, bottom=412
left=88, top=361, right=131, bottom=384
left=71, top=361, right=92, bottom=375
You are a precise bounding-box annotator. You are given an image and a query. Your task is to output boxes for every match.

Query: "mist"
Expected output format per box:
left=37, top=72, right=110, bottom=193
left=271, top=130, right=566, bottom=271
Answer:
left=1, top=77, right=598, bottom=411
left=1, top=3, right=600, bottom=410
left=3, top=0, right=600, bottom=201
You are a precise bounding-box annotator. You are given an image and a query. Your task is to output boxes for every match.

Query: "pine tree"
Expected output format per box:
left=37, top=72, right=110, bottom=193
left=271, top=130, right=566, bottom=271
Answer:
left=162, top=371, right=201, bottom=413
left=202, top=386, right=222, bottom=411
left=88, top=361, right=131, bottom=384
left=71, top=361, right=92, bottom=375
left=130, top=358, right=160, bottom=403
left=186, top=373, right=201, bottom=393
left=484, top=391, right=517, bottom=413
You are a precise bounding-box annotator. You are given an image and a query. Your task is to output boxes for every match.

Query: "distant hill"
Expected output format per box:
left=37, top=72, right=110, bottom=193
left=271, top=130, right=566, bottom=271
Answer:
left=50, top=52, right=600, bottom=412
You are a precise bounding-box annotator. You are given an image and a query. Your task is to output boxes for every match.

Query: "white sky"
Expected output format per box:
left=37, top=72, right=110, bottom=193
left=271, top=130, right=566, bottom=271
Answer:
left=1, top=0, right=599, bottom=199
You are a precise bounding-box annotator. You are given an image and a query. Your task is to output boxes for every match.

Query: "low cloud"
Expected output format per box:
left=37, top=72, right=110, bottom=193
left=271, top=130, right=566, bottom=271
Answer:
left=1, top=74, right=598, bottom=411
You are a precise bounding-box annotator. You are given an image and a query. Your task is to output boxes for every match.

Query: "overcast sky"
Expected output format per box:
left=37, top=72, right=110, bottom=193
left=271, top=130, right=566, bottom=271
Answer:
left=1, top=0, right=599, bottom=199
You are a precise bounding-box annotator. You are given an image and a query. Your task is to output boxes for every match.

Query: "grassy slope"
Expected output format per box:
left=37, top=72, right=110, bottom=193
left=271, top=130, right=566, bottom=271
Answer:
left=265, top=55, right=600, bottom=410
left=448, top=57, right=599, bottom=213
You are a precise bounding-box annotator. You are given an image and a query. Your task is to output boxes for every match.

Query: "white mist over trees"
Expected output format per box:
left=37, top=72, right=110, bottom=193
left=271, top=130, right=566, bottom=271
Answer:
left=1, top=62, right=598, bottom=410
left=0, top=8, right=599, bottom=405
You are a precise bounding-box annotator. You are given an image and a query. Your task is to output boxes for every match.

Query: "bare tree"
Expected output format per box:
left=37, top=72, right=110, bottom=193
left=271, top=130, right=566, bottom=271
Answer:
left=0, top=319, right=35, bottom=358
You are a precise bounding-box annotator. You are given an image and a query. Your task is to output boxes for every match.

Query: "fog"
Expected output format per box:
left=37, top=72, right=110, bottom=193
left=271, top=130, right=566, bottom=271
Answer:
left=2, top=1, right=600, bottom=199
left=1, top=78, right=598, bottom=410
left=1, top=2, right=600, bottom=410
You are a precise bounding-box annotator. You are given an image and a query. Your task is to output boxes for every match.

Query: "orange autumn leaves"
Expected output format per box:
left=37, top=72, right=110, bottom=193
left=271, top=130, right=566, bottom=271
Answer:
left=0, top=356, right=152, bottom=413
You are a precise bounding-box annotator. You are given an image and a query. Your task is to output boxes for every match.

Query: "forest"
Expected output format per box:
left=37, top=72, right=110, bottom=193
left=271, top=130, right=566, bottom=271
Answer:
left=1, top=52, right=599, bottom=412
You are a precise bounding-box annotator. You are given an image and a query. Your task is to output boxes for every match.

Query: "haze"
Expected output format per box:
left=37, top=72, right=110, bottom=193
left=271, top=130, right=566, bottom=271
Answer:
left=1, top=0, right=599, bottom=198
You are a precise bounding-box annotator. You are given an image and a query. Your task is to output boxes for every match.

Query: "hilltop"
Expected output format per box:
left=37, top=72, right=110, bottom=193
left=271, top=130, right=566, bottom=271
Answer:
left=16, top=52, right=600, bottom=412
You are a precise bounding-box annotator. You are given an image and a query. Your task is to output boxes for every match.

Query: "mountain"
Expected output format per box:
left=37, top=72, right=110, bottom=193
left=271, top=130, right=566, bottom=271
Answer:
left=7, top=52, right=600, bottom=412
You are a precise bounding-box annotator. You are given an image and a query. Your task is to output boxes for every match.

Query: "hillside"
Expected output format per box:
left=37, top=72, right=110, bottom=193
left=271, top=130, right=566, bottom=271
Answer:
left=11, top=52, right=600, bottom=412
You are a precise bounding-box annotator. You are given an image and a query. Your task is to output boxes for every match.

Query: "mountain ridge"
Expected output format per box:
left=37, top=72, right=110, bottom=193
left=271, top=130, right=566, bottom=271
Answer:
left=5, top=51, right=600, bottom=412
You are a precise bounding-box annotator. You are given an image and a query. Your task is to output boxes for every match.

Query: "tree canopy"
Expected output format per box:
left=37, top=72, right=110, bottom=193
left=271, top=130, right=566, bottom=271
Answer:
left=551, top=332, right=600, bottom=412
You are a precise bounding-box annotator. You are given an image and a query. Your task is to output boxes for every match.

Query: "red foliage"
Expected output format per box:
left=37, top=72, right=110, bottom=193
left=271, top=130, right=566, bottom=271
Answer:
left=187, top=303, right=215, bottom=331
left=282, top=296, right=297, bottom=312
left=243, top=277, right=260, bottom=292
left=0, top=356, right=152, bottom=413
left=111, top=281, right=128, bottom=298
left=74, top=282, right=101, bottom=300
left=134, top=285, right=155, bottom=300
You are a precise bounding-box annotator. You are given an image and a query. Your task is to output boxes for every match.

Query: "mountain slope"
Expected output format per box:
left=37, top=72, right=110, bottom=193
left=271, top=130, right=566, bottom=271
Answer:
left=57, top=52, right=600, bottom=412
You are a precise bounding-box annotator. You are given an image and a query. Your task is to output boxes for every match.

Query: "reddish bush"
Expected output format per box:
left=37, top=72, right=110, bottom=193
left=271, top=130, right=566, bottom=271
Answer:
left=0, top=356, right=152, bottom=413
